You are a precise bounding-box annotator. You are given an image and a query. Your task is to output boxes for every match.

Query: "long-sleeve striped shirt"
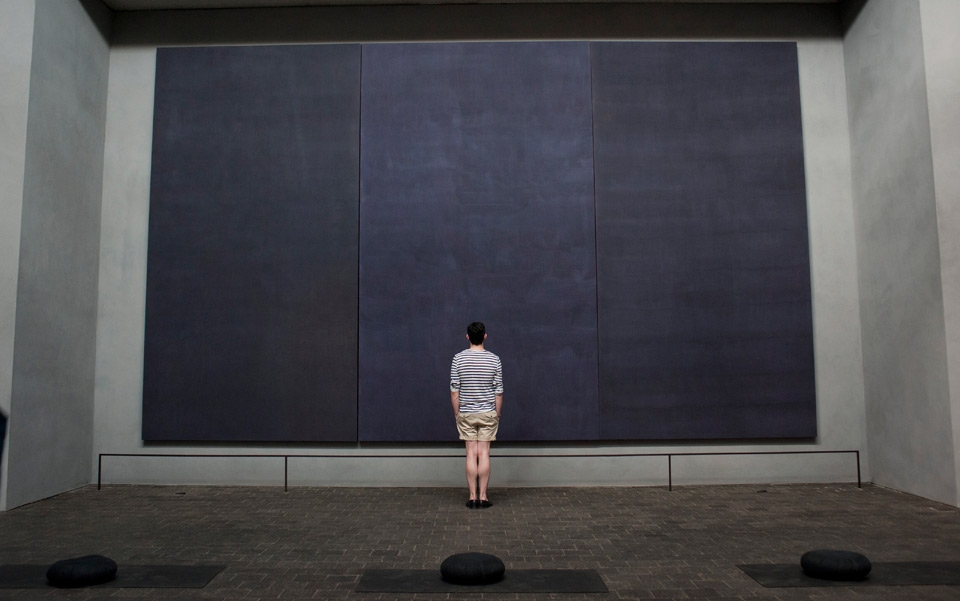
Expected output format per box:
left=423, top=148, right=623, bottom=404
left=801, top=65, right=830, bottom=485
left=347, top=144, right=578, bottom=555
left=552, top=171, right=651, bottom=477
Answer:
left=450, top=349, right=503, bottom=413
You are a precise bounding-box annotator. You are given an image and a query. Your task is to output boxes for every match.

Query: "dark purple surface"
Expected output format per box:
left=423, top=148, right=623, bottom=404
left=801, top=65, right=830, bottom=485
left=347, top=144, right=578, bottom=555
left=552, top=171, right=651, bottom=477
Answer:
left=357, top=42, right=600, bottom=441
left=592, top=42, right=816, bottom=439
left=143, top=41, right=815, bottom=443
left=143, top=45, right=361, bottom=441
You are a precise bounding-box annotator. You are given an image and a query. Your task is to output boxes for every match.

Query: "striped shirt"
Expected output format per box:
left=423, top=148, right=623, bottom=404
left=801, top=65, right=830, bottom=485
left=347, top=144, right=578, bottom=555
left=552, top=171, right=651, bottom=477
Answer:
left=450, top=349, right=503, bottom=414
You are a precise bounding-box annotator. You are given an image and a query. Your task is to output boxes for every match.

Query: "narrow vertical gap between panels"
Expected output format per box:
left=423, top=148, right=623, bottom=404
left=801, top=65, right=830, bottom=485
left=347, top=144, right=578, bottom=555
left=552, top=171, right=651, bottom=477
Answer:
left=356, top=43, right=364, bottom=443
left=589, top=42, right=603, bottom=424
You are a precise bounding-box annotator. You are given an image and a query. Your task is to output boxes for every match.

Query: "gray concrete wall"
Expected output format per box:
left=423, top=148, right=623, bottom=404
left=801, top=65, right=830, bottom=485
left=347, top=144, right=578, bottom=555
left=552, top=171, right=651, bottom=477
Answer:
left=843, top=0, right=957, bottom=505
left=94, top=3, right=869, bottom=489
left=918, top=0, right=960, bottom=503
left=0, top=0, right=36, bottom=510
left=4, top=0, right=111, bottom=509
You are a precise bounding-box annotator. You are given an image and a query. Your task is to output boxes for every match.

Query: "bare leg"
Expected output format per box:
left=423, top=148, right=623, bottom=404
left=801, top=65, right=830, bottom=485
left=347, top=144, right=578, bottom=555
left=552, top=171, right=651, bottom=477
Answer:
left=477, top=441, right=491, bottom=501
left=465, top=441, right=479, bottom=500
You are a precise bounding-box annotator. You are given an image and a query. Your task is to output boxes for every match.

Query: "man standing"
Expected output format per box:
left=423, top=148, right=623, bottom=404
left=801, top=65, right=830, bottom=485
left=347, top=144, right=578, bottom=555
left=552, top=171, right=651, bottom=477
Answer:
left=450, top=322, right=503, bottom=509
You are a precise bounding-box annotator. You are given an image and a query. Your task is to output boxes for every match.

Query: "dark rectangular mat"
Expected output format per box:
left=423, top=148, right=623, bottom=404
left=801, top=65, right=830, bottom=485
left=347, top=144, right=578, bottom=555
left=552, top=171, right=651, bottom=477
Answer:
left=739, top=562, right=960, bottom=587
left=0, top=564, right=224, bottom=588
left=357, top=568, right=608, bottom=593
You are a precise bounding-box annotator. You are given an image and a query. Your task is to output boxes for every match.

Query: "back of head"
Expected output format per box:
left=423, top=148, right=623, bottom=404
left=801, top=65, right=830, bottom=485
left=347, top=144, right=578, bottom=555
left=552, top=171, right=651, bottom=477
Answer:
left=467, top=322, right=485, bottom=345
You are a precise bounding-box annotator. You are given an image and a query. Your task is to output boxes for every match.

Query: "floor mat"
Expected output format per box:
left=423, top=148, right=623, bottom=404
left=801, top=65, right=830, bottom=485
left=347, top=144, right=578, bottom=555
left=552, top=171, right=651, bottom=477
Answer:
left=0, top=564, right=225, bottom=588
left=739, top=562, right=960, bottom=587
left=356, top=568, right=608, bottom=593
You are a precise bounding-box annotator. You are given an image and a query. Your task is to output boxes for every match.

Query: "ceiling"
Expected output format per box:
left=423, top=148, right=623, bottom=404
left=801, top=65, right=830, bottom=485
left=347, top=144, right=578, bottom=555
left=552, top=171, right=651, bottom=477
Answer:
left=103, top=0, right=839, bottom=11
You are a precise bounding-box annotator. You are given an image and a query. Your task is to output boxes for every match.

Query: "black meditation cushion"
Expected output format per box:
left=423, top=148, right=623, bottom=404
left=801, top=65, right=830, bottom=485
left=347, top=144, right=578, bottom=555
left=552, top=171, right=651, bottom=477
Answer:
left=46, top=554, right=118, bottom=588
left=440, top=552, right=505, bottom=585
left=801, top=550, right=872, bottom=581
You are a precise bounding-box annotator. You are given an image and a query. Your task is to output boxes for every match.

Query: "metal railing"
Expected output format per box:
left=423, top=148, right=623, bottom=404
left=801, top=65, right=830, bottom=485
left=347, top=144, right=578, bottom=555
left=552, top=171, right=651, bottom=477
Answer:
left=98, top=449, right=860, bottom=492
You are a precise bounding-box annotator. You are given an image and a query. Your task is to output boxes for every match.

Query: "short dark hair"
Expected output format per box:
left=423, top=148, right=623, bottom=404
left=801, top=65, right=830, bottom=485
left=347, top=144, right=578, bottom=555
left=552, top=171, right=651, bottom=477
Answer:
left=467, top=322, right=486, bottom=345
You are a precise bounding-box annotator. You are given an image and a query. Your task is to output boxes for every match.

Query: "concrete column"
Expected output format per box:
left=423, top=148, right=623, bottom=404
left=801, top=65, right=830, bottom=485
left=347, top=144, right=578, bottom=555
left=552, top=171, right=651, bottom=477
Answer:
left=918, top=0, right=960, bottom=504
left=844, top=0, right=956, bottom=505
left=0, top=0, right=36, bottom=511
left=4, top=0, right=111, bottom=510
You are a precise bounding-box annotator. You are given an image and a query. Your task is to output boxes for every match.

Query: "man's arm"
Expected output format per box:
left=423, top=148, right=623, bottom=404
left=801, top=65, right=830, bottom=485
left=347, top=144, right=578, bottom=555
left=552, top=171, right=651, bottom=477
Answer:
left=450, top=355, right=460, bottom=417
left=494, top=357, right=503, bottom=418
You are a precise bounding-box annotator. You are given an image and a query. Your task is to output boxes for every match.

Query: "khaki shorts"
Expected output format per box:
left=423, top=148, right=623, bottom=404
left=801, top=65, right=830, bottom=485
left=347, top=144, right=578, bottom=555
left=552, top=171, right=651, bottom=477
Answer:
left=456, top=410, right=499, bottom=441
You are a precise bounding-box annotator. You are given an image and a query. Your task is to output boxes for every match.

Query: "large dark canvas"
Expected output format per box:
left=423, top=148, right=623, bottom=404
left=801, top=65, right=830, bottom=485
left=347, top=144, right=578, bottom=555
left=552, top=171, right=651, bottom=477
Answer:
left=143, top=41, right=816, bottom=444
left=358, top=42, right=600, bottom=441
left=143, top=45, right=361, bottom=442
left=592, top=42, right=816, bottom=439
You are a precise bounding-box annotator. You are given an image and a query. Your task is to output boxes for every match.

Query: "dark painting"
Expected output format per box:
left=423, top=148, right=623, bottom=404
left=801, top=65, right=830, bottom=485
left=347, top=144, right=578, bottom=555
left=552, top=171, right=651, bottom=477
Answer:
left=592, top=42, right=816, bottom=439
left=142, top=41, right=815, bottom=444
left=143, top=45, right=362, bottom=441
left=357, top=42, right=600, bottom=441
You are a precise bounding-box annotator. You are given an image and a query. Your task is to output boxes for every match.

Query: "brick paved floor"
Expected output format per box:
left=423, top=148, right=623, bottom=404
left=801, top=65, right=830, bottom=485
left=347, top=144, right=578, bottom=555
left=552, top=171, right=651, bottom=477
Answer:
left=1, top=483, right=959, bottom=600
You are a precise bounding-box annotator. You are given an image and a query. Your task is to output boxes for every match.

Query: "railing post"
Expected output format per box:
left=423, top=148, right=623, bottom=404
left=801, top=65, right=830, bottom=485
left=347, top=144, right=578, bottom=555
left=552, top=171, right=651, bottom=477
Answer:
left=284, top=456, right=289, bottom=492
left=856, top=450, right=861, bottom=488
left=668, top=455, right=672, bottom=491
left=98, top=454, right=102, bottom=491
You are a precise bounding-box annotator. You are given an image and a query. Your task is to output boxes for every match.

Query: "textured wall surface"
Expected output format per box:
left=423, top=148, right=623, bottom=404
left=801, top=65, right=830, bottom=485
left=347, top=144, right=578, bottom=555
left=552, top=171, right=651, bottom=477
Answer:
left=6, top=0, right=110, bottom=509
left=919, top=0, right=960, bottom=504
left=0, top=0, right=35, bottom=509
left=844, top=0, right=956, bottom=505
left=94, top=45, right=156, bottom=495
left=796, top=38, right=868, bottom=478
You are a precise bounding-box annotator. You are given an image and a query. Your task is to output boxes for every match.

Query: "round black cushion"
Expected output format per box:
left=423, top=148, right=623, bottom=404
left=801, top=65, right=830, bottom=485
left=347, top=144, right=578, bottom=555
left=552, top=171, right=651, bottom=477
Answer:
left=801, top=550, right=871, bottom=581
left=46, top=555, right=118, bottom=588
left=440, top=552, right=505, bottom=585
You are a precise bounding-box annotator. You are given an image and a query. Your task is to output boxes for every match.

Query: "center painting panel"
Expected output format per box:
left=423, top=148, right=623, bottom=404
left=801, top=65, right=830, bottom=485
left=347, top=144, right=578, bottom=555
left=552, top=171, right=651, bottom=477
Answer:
left=358, top=42, right=600, bottom=442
